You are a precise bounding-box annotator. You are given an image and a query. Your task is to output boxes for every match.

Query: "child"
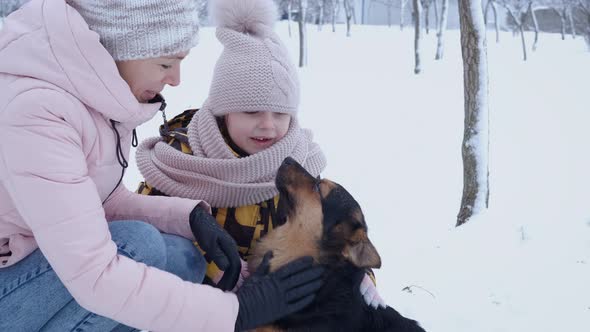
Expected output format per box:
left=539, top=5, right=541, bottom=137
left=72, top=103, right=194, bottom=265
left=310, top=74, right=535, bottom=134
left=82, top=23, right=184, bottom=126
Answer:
left=136, top=0, right=384, bottom=308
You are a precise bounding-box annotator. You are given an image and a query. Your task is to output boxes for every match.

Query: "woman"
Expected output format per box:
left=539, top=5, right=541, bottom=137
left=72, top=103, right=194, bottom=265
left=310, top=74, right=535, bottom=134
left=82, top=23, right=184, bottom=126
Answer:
left=0, top=0, right=323, bottom=331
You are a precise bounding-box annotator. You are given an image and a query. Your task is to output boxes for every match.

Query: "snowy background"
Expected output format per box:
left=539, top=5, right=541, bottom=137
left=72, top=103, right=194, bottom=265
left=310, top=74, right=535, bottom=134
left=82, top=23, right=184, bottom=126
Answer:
left=127, top=24, right=589, bottom=332
left=2, top=16, right=588, bottom=331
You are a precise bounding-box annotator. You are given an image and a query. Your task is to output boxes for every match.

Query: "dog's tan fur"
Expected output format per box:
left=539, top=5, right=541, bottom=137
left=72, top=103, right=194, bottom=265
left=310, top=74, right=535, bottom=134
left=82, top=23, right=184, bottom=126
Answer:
left=248, top=179, right=335, bottom=272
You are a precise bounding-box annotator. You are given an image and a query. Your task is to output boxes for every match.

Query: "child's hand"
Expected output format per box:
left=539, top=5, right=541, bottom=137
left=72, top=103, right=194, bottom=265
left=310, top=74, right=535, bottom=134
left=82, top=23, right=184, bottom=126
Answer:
left=231, top=259, right=250, bottom=292
left=189, top=206, right=241, bottom=291
left=211, top=258, right=250, bottom=292
left=360, top=274, right=386, bottom=309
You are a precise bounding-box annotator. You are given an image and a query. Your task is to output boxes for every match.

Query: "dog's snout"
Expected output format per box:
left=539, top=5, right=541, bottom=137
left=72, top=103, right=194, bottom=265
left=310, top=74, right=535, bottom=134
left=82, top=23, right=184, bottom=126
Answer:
left=277, top=157, right=316, bottom=188
left=282, top=156, right=297, bottom=166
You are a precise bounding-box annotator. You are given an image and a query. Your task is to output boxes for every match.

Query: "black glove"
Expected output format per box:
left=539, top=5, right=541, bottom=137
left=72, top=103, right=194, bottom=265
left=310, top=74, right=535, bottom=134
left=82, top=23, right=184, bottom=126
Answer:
left=189, top=205, right=241, bottom=291
left=234, top=252, right=324, bottom=331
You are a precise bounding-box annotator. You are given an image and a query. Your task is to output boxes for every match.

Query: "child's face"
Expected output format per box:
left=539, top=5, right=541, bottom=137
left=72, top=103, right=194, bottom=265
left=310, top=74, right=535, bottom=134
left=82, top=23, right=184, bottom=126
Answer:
left=225, top=112, right=291, bottom=155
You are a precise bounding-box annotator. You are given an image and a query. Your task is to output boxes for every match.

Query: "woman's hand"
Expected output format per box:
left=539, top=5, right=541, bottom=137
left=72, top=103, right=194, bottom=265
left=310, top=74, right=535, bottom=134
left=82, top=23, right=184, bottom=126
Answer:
left=234, top=252, right=324, bottom=331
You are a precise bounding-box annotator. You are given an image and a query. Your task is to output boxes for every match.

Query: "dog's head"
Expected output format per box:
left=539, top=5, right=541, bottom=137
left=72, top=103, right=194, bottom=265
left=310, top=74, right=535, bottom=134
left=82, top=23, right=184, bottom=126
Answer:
left=249, top=157, right=381, bottom=272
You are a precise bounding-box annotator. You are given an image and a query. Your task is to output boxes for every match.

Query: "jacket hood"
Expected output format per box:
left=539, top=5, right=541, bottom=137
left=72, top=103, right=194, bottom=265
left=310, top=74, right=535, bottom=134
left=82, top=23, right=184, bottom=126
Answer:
left=0, top=0, right=160, bottom=129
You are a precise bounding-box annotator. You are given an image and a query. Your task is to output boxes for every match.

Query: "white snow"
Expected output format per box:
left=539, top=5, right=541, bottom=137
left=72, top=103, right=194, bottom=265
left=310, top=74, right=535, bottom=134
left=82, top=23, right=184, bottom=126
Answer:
left=123, top=23, right=589, bottom=332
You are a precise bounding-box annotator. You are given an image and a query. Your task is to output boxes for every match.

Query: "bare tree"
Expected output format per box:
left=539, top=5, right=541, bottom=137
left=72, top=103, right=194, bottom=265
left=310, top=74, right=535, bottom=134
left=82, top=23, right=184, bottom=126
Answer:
left=288, top=0, right=294, bottom=37
left=196, top=0, right=209, bottom=25
left=277, top=0, right=295, bottom=37
left=435, top=0, right=450, bottom=59
left=413, top=0, right=423, bottom=73
left=331, top=0, right=340, bottom=32
left=568, top=4, right=577, bottom=37
left=298, top=0, right=308, bottom=67
left=400, top=0, right=409, bottom=30
left=553, top=4, right=570, bottom=39
left=500, top=0, right=533, bottom=60
left=555, top=0, right=578, bottom=39
left=343, top=0, right=354, bottom=36
left=421, top=0, right=438, bottom=34
left=580, top=0, right=590, bottom=48
left=433, top=0, right=440, bottom=28
left=317, top=0, right=326, bottom=30
left=457, top=0, right=490, bottom=226
left=527, top=2, right=540, bottom=50
left=370, top=0, right=396, bottom=27
left=484, top=0, right=501, bottom=42
left=549, top=0, right=578, bottom=39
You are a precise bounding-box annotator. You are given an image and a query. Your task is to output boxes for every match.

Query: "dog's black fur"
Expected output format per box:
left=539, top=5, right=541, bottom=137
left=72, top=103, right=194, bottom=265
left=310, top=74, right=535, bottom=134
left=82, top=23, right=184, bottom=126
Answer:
left=274, top=264, right=425, bottom=332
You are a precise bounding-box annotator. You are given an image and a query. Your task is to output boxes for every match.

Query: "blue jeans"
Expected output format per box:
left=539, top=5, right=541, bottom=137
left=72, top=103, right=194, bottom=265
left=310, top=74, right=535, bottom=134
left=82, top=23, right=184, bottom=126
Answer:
left=0, top=221, right=206, bottom=332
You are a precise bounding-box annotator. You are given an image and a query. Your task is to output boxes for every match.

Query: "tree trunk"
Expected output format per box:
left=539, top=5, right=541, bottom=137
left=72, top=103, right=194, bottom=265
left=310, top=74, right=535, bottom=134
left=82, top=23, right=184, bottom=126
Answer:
left=519, top=24, right=527, bottom=61
left=435, top=0, right=449, bottom=60
left=505, top=6, right=527, bottom=60
left=413, top=0, right=422, bottom=74
left=433, top=0, right=439, bottom=29
left=528, top=2, right=539, bottom=51
left=424, top=3, right=430, bottom=34
left=288, top=1, right=293, bottom=37
left=456, top=0, right=490, bottom=226
left=317, top=1, right=324, bottom=31
left=298, top=0, right=308, bottom=67
left=401, top=0, right=406, bottom=31
left=332, top=0, right=337, bottom=32
left=344, top=0, right=352, bottom=37
left=388, top=5, right=392, bottom=27
left=484, top=1, right=499, bottom=43
left=567, top=6, right=576, bottom=39
left=492, top=2, right=499, bottom=43
left=484, top=0, right=491, bottom=24
left=557, top=9, right=566, bottom=40
left=583, top=5, right=590, bottom=50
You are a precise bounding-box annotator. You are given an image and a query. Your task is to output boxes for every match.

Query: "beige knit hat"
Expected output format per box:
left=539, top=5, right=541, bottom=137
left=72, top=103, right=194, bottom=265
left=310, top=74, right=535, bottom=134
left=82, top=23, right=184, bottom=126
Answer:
left=68, top=0, right=200, bottom=61
left=205, top=0, right=299, bottom=116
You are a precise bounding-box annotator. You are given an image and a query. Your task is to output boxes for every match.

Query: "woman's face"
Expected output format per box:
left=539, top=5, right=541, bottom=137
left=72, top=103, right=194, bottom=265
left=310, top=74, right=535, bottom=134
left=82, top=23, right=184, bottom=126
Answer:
left=116, top=51, right=189, bottom=103
left=225, top=112, right=291, bottom=155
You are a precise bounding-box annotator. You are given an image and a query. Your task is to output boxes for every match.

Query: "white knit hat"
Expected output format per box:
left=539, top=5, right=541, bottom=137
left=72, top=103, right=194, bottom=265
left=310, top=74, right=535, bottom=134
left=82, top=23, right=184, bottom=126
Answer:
left=205, top=0, right=299, bottom=116
left=68, top=0, right=200, bottom=61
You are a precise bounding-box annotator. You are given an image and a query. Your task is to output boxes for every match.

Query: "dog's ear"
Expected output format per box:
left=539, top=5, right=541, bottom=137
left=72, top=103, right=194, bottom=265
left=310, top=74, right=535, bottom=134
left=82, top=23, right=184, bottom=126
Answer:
left=344, top=239, right=382, bottom=269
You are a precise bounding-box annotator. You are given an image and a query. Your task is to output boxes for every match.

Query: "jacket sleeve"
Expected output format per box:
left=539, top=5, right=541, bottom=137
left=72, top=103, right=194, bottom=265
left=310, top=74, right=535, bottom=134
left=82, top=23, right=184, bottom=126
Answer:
left=103, top=182, right=208, bottom=241
left=0, top=91, right=238, bottom=331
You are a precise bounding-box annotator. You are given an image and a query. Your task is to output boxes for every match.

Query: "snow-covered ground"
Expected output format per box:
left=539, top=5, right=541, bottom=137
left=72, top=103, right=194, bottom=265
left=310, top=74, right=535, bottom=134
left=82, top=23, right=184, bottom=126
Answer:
left=2, top=17, right=584, bottom=330
left=126, top=24, right=589, bottom=332
left=124, top=24, right=590, bottom=332
left=123, top=24, right=590, bottom=332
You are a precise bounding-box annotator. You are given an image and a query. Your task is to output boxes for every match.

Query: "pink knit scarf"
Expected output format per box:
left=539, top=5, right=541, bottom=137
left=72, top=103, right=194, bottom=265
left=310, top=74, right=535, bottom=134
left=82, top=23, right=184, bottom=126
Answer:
left=136, top=108, right=327, bottom=207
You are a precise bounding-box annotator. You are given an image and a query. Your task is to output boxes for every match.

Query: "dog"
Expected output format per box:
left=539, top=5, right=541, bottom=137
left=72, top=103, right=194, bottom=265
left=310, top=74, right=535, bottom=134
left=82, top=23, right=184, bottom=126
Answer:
left=248, top=157, right=426, bottom=332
